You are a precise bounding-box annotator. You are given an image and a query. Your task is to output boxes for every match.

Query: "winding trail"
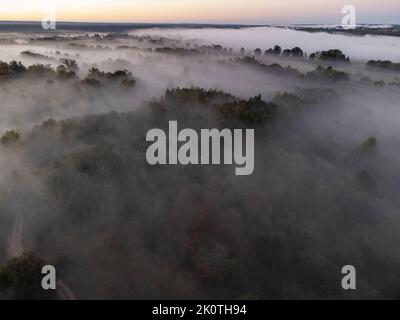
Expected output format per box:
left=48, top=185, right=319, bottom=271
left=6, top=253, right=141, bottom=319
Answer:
left=6, top=210, right=24, bottom=258
left=2, top=182, right=77, bottom=300
left=57, top=279, right=77, bottom=300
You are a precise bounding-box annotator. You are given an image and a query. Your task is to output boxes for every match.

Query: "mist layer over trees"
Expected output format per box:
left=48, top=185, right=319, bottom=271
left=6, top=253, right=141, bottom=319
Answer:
left=1, top=27, right=400, bottom=299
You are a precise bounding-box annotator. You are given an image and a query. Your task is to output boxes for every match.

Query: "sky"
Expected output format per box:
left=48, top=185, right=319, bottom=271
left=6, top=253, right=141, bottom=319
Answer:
left=0, top=0, right=399, bottom=24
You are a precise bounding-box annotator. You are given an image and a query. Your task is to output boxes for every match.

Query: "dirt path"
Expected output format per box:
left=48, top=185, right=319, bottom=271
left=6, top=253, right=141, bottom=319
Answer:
left=2, top=182, right=77, bottom=300
left=57, top=279, right=77, bottom=300
left=6, top=210, right=24, bottom=258
left=3, top=182, right=24, bottom=259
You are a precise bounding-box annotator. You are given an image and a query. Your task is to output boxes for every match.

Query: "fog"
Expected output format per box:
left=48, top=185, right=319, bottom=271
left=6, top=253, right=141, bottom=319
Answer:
left=1, top=27, right=400, bottom=299
left=133, top=27, right=400, bottom=62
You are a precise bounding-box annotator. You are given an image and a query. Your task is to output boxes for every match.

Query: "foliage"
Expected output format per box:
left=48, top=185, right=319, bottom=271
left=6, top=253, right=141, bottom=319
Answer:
left=215, top=94, right=277, bottom=125
left=367, top=60, right=400, bottom=72
left=60, top=58, right=79, bottom=72
left=265, top=45, right=282, bottom=55
left=306, top=65, right=349, bottom=82
left=56, top=65, right=78, bottom=80
left=165, top=87, right=234, bottom=105
left=361, top=136, right=377, bottom=151
left=0, top=60, right=27, bottom=78
left=282, top=47, right=304, bottom=58
left=1, top=130, right=21, bottom=147
left=309, top=49, right=351, bottom=63
left=0, top=253, right=55, bottom=300
left=55, top=145, right=123, bottom=179
left=237, top=56, right=302, bottom=78
left=151, top=87, right=276, bottom=126
left=0, top=60, right=135, bottom=89
left=85, top=68, right=136, bottom=87
left=273, top=92, right=315, bottom=112
left=155, top=47, right=200, bottom=56
left=20, top=51, right=55, bottom=61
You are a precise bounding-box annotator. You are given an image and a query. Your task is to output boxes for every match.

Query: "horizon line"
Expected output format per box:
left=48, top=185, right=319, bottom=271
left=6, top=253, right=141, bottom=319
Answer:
left=0, top=20, right=396, bottom=26
left=0, top=20, right=264, bottom=25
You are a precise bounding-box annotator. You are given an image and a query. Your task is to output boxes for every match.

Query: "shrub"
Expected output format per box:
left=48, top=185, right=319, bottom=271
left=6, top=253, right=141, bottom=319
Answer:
left=361, top=137, right=377, bottom=151
left=0, top=253, right=56, bottom=300
left=216, top=95, right=277, bottom=126
left=1, top=130, right=21, bottom=146
left=309, top=49, right=351, bottom=63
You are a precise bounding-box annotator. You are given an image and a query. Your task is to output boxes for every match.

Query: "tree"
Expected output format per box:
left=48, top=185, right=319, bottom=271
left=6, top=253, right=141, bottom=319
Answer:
left=309, top=49, right=351, bottom=63
left=0, top=253, right=56, bottom=300
left=282, top=47, right=304, bottom=58
left=265, top=45, right=282, bottom=56
left=361, top=137, right=377, bottom=152
left=273, top=45, right=282, bottom=55
left=1, top=130, right=20, bottom=146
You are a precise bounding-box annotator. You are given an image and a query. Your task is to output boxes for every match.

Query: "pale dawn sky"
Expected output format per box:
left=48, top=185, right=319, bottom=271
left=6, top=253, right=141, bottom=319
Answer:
left=0, top=0, right=399, bottom=24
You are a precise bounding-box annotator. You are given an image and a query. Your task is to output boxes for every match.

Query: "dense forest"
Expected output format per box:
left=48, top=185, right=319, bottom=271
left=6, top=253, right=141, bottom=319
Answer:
left=0, top=30, right=400, bottom=299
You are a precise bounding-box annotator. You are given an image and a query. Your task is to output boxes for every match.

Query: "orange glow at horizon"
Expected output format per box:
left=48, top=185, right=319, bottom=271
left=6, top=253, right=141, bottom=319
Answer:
left=0, top=0, right=399, bottom=24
